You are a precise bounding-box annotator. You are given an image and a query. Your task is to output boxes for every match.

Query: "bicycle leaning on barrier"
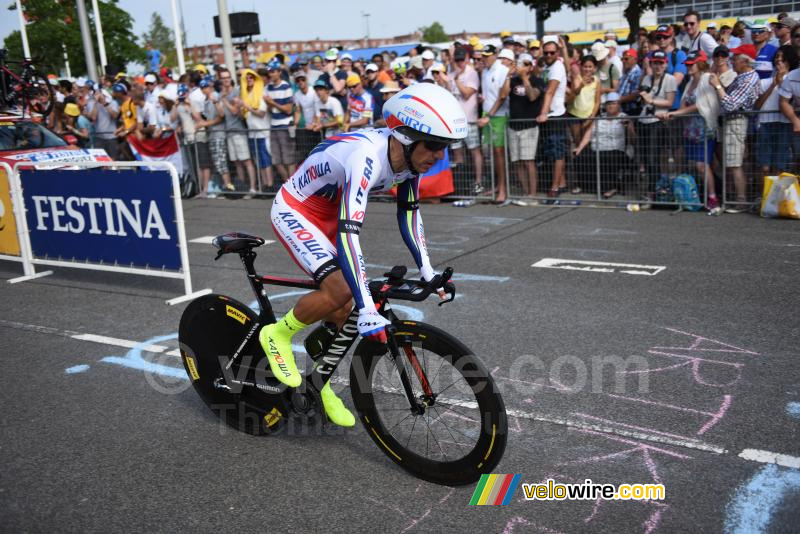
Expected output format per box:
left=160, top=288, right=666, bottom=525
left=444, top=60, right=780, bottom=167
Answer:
left=0, top=49, right=55, bottom=118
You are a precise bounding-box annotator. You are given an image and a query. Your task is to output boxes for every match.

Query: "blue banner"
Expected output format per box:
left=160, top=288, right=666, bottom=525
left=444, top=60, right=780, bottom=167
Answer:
left=20, top=169, right=181, bottom=270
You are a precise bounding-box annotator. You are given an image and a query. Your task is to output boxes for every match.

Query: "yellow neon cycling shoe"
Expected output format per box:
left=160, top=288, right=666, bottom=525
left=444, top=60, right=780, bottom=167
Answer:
left=320, top=382, right=355, bottom=427
left=259, top=323, right=302, bottom=388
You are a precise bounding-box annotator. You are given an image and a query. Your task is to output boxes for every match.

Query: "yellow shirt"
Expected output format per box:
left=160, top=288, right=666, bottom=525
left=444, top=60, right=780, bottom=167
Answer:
left=568, top=78, right=598, bottom=119
left=120, top=98, right=137, bottom=131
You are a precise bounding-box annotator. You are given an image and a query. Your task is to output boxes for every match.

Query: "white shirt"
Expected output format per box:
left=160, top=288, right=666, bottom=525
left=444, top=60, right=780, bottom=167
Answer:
left=543, top=59, right=567, bottom=117
left=481, top=60, right=510, bottom=116
left=758, top=77, right=789, bottom=124
left=314, top=96, right=344, bottom=138
left=245, top=98, right=270, bottom=139
left=591, top=112, right=628, bottom=152
left=687, top=32, right=717, bottom=59
left=294, top=87, right=318, bottom=127
left=777, top=68, right=800, bottom=106
left=610, top=55, right=624, bottom=80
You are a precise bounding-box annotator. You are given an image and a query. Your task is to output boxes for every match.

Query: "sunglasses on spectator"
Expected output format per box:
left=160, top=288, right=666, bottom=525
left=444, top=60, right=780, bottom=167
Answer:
left=684, top=21, right=697, bottom=26
left=422, top=140, right=449, bottom=152
left=751, top=29, right=767, bottom=34
left=655, top=35, right=669, bottom=40
left=543, top=51, right=557, bottom=56
left=220, top=75, right=231, bottom=80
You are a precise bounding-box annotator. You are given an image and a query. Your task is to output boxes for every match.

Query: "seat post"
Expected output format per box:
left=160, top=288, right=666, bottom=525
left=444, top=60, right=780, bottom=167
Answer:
left=240, top=250, right=277, bottom=324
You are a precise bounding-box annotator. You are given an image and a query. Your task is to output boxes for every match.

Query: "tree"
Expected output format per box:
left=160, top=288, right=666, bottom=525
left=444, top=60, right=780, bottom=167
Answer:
left=623, top=0, right=666, bottom=44
left=419, top=22, right=449, bottom=44
left=503, top=0, right=606, bottom=38
left=3, top=0, right=141, bottom=78
left=141, top=12, right=176, bottom=69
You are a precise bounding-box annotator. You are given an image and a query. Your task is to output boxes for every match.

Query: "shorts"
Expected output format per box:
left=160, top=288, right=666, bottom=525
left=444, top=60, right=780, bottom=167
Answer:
left=209, top=136, right=228, bottom=175
left=540, top=115, right=569, bottom=160
left=723, top=116, right=747, bottom=168
left=249, top=137, right=272, bottom=168
left=270, top=129, right=296, bottom=166
left=271, top=188, right=340, bottom=283
left=452, top=123, right=480, bottom=150
left=227, top=133, right=250, bottom=161
left=483, top=115, right=508, bottom=148
left=508, top=127, right=539, bottom=162
left=685, top=137, right=715, bottom=164
left=756, top=121, right=792, bottom=169
left=194, top=141, right=211, bottom=170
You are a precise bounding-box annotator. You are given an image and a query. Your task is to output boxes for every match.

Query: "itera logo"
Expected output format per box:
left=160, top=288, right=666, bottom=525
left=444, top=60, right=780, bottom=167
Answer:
left=469, top=474, right=521, bottom=505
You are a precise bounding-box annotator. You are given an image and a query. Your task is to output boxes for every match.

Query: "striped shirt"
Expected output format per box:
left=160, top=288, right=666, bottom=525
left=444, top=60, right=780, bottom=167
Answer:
left=720, top=70, right=760, bottom=114
left=266, top=81, right=294, bottom=128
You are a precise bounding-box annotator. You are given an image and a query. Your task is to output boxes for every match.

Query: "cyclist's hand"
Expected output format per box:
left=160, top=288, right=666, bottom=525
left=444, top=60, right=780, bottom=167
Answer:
left=357, top=309, right=390, bottom=343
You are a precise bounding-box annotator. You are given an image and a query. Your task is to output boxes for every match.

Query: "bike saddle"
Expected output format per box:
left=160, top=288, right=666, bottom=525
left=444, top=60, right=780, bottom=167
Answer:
left=212, top=232, right=266, bottom=257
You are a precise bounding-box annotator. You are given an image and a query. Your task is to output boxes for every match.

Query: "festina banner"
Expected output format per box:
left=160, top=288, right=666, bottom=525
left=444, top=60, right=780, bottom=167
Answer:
left=19, top=168, right=181, bottom=270
left=128, top=134, right=184, bottom=175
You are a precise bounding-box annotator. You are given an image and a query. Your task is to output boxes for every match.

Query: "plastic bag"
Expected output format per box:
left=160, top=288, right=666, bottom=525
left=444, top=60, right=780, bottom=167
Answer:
left=760, top=173, right=800, bottom=219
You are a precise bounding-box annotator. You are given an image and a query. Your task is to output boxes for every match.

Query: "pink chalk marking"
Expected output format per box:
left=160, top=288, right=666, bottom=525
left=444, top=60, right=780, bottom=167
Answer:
left=655, top=328, right=759, bottom=355
left=367, top=486, right=454, bottom=533
left=498, top=375, right=571, bottom=392
left=606, top=393, right=732, bottom=435
left=570, top=427, right=692, bottom=459
left=618, top=350, right=744, bottom=387
left=696, top=394, right=732, bottom=435
left=400, top=509, right=431, bottom=533
left=573, top=413, right=704, bottom=443
left=584, top=496, right=604, bottom=523
left=643, top=507, right=666, bottom=534
left=503, top=517, right=565, bottom=534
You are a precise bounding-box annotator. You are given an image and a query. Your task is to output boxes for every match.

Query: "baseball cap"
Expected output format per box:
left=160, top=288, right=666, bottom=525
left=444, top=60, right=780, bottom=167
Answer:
left=313, top=79, right=330, bottom=90
left=346, top=73, right=361, bottom=86
left=365, top=63, right=379, bottom=72
left=324, top=48, right=338, bottom=61
left=198, top=77, right=211, bottom=89
left=266, top=59, right=281, bottom=71
left=499, top=30, right=512, bottom=38
left=160, top=84, right=178, bottom=101
left=453, top=48, right=467, bottom=61
left=298, top=56, right=309, bottom=65
left=194, top=64, right=208, bottom=73
left=591, top=42, right=609, bottom=61
left=604, top=39, right=617, bottom=48
left=713, top=44, right=730, bottom=57
left=502, top=35, right=515, bottom=44
left=64, top=103, right=80, bottom=117
left=177, top=83, right=188, bottom=97
left=650, top=50, right=668, bottom=62
left=293, top=72, right=307, bottom=81
left=75, top=78, right=86, bottom=88
left=684, top=49, right=708, bottom=65
left=527, top=39, right=541, bottom=49
left=606, top=92, right=620, bottom=102
left=421, top=50, right=435, bottom=60
left=707, top=22, right=717, bottom=29
left=655, top=24, right=674, bottom=36
left=481, top=44, right=498, bottom=56
left=498, top=48, right=515, bottom=61
left=468, top=35, right=481, bottom=47
left=340, top=52, right=353, bottom=61
left=517, top=53, right=534, bottom=65
left=379, top=80, right=401, bottom=93
left=750, top=19, right=769, bottom=30
left=622, top=49, right=638, bottom=59
left=430, top=62, right=445, bottom=72
left=730, top=44, right=757, bottom=59
left=541, top=35, right=559, bottom=46
left=774, top=16, right=799, bottom=28
left=144, top=73, right=157, bottom=84
left=112, top=82, right=127, bottom=93
left=85, top=80, right=95, bottom=90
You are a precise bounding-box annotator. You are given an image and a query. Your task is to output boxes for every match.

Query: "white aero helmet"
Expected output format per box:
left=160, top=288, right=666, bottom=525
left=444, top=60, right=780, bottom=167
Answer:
left=382, top=83, right=468, bottom=147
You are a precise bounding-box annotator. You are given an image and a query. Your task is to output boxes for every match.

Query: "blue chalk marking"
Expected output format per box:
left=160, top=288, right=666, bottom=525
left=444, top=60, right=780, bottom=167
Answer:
left=724, top=463, right=800, bottom=534
left=65, top=364, right=90, bottom=374
left=787, top=402, right=800, bottom=420
left=100, top=333, right=187, bottom=380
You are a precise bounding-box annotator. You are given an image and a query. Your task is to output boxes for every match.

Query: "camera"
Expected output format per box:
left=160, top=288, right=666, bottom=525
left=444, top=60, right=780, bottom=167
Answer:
left=639, top=84, right=652, bottom=93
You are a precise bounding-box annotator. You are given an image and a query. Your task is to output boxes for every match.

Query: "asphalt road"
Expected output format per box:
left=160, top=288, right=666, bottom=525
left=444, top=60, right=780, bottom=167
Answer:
left=1, top=197, right=799, bottom=533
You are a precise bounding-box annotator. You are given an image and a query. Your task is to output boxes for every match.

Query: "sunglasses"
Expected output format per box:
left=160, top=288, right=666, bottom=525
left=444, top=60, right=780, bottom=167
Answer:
left=543, top=51, right=557, bottom=56
left=684, top=21, right=697, bottom=26
left=751, top=29, right=767, bottom=34
left=422, top=140, right=449, bottom=152
left=655, top=35, right=670, bottom=40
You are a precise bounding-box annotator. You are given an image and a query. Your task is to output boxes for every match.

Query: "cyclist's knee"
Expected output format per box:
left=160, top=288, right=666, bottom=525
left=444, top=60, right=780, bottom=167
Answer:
left=320, top=270, right=351, bottom=308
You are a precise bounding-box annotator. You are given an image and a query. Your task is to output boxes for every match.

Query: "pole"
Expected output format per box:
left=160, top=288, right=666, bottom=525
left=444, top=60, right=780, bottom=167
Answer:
left=62, top=44, right=72, bottom=78
left=535, top=7, right=545, bottom=40
left=75, top=0, right=98, bottom=78
left=216, top=0, right=236, bottom=71
left=90, top=0, right=107, bottom=74
left=170, top=0, right=186, bottom=74
left=15, top=0, right=31, bottom=59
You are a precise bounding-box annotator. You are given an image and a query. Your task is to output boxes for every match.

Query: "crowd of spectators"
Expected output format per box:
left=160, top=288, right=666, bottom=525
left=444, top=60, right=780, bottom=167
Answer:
left=43, top=11, right=800, bottom=211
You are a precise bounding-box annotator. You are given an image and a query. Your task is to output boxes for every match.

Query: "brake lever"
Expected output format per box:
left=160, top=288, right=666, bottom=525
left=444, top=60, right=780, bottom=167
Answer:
left=437, top=283, right=456, bottom=306
left=214, top=249, right=224, bottom=261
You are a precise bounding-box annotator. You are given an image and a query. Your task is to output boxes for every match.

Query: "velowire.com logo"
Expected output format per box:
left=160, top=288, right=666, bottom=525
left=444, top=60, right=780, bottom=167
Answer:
left=469, top=474, right=521, bottom=505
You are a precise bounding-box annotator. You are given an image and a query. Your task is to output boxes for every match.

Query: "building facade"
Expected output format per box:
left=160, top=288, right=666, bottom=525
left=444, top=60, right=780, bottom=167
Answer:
left=585, top=0, right=657, bottom=31
left=656, top=0, right=800, bottom=23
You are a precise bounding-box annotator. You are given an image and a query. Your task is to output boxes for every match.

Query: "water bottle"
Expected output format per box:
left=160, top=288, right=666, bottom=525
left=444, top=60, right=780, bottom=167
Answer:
left=304, top=322, right=338, bottom=361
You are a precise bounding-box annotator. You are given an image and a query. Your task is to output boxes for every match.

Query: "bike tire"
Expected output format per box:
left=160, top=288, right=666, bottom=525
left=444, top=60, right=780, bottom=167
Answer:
left=20, top=66, right=55, bottom=118
left=178, top=294, right=288, bottom=436
left=349, top=321, right=507, bottom=486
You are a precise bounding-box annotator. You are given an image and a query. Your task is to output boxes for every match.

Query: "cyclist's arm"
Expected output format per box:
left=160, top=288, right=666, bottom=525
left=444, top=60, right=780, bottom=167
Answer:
left=396, top=176, right=434, bottom=281
left=336, top=149, right=382, bottom=311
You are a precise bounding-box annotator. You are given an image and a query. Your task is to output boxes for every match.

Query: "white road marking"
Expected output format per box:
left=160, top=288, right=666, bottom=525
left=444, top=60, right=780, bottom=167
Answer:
left=738, top=449, right=800, bottom=469
left=532, top=258, right=666, bottom=276
left=70, top=333, right=171, bottom=353
left=189, top=235, right=274, bottom=245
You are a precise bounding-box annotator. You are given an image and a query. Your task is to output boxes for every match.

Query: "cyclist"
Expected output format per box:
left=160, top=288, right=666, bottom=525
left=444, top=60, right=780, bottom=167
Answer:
left=260, top=83, right=466, bottom=426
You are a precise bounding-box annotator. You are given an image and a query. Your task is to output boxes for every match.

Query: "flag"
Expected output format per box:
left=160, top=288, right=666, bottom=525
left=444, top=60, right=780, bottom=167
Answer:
left=417, top=149, right=454, bottom=199
left=469, top=474, right=521, bottom=505
left=128, top=133, right=183, bottom=175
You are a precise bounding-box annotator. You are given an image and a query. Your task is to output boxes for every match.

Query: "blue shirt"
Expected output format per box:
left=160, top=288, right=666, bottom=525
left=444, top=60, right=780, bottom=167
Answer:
left=266, top=81, right=294, bottom=128
left=146, top=49, right=161, bottom=72
left=754, top=44, right=777, bottom=80
left=618, top=64, right=642, bottom=114
left=666, top=49, right=688, bottom=111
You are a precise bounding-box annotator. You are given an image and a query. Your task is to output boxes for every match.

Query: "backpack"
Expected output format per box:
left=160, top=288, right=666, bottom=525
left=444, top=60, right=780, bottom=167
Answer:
left=672, top=174, right=702, bottom=211
left=654, top=174, right=673, bottom=203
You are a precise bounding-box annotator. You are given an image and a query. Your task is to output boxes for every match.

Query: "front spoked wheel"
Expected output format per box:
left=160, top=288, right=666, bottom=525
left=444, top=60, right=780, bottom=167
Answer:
left=350, top=322, right=507, bottom=486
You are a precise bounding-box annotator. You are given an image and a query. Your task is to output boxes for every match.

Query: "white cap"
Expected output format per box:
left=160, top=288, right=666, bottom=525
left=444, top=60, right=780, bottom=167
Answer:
left=517, top=53, right=534, bottom=64
left=365, top=63, right=379, bottom=72
left=144, top=73, right=157, bottom=83
left=409, top=56, right=424, bottom=69
left=421, top=50, right=435, bottom=60
left=606, top=91, right=620, bottom=102
left=498, top=48, right=515, bottom=61
left=604, top=39, right=617, bottom=48
left=591, top=42, right=609, bottom=61
left=75, top=78, right=86, bottom=88
left=324, top=48, right=338, bottom=61
left=542, top=35, right=559, bottom=45
left=430, top=62, right=445, bottom=72
left=707, top=22, right=717, bottom=28
left=340, top=52, right=353, bottom=61
left=159, top=84, right=178, bottom=101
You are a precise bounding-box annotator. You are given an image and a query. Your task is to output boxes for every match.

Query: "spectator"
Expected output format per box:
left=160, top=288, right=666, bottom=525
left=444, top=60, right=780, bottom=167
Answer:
left=708, top=45, right=760, bottom=213
left=591, top=42, right=619, bottom=102
left=618, top=49, right=643, bottom=115
left=658, top=50, right=721, bottom=212
left=731, top=22, right=746, bottom=48
left=771, top=17, right=797, bottom=47
left=319, top=48, right=348, bottom=111
left=188, top=78, right=215, bottom=197
left=421, top=49, right=436, bottom=79
left=151, top=87, right=179, bottom=139
left=793, top=23, right=800, bottom=55
left=202, top=78, right=236, bottom=193
left=573, top=92, right=635, bottom=198
left=372, top=53, right=393, bottom=84
left=62, top=102, right=91, bottom=147
left=343, top=73, right=374, bottom=132
left=240, top=69, right=274, bottom=193
left=508, top=52, right=546, bottom=204
left=752, top=21, right=778, bottom=79
left=311, top=79, right=343, bottom=138
left=374, top=81, right=400, bottom=127
left=537, top=36, right=570, bottom=201
left=567, top=55, right=602, bottom=152
left=145, top=42, right=165, bottom=73
left=778, top=55, right=800, bottom=156
left=755, top=46, right=798, bottom=176
left=712, top=45, right=737, bottom=88
left=364, top=63, right=384, bottom=118
left=683, top=10, right=718, bottom=58
left=143, top=73, right=159, bottom=106
left=174, top=83, right=200, bottom=184
left=528, top=39, right=541, bottom=60
left=112, top=83, right=137, bottom=161
left=264, top=61, right=296, bottom=182
left=217, top=67, right=257, bottom=196
left=652, top=24, right=687, bottom=110
left=636, top=50, right=676, bottom=195
left=90, top=87, right=119, bottom=159
left=293, top=71, right=319, bottom=159
left=446, top=46, right=483, bottom=195
left=706, top=22, right=719, bottom=43
left=719, top=25, right=734, bottom=47
left=605, top=39, right=624, bottom=76
left=477, top=45, right=513, bottom=204
left=298, top=56, right=320, bottom=86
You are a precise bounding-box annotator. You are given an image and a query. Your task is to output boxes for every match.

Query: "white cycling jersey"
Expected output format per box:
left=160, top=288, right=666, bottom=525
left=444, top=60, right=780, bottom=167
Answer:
left=271, top=128, right=434, bottom=312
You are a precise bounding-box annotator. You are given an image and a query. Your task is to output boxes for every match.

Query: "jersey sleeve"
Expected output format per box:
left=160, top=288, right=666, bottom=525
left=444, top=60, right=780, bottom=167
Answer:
left=336, top=148, right=382, bottom=311
left=396, top=176, right=434, bottom=282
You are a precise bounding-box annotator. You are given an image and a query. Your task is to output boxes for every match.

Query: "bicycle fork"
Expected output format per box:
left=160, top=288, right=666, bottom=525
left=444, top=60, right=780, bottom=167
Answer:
left=384, top=322, right=434, bottom=416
